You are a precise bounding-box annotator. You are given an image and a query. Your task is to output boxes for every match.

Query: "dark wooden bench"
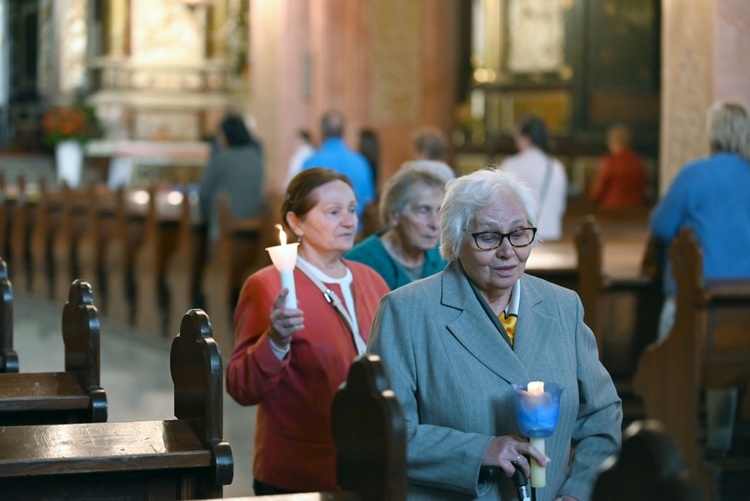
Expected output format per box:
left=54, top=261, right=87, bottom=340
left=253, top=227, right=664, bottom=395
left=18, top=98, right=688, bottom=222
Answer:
left=0, top=308, right=233, bottom=500
left=102, top=186, right=134, bottom=324
left=0, top=259, right=18, bottom=373
left=633, top=228, right=750, bottom=497
left=0, top=279, right=106, bottom=425
left=205, top=355, right=406, bottom=501
left=575, top=216, right=663, bottom=407
left=28, top=177, right=53, bottom=298
left=8, top=175, right=29, bottom=291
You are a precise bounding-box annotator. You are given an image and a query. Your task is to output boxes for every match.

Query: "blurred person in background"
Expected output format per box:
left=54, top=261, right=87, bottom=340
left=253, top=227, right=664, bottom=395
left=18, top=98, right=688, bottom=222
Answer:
left=590, top=123, right=648, bottom=209
left=345, top=165, right=450, bottom=289
left=501, top=115, right=568, bottom=241
left=199, top=113, right=264, bottom=242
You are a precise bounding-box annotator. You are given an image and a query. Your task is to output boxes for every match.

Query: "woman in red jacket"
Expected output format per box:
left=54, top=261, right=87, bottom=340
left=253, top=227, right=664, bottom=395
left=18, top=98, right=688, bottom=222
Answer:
left=227, top=168, right=390, bottom=495
left=590, top=123, right=648, bottom=209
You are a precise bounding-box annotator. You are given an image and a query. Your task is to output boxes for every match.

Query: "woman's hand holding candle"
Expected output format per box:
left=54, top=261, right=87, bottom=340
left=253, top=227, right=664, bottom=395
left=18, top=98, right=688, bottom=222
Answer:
left=481, top=435, right=550, bottom=478
left=268, top=289, right=304, bottom=350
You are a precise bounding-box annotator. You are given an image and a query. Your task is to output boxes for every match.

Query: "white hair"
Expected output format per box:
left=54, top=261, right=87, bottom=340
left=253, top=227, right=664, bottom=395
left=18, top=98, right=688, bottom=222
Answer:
left=439, top=167, right=540, bottom=261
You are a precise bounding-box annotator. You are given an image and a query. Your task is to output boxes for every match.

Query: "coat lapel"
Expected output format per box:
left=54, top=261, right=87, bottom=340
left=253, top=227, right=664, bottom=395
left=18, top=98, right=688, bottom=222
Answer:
left=512, top=277, right=557, bottom=370
left=441, top=261, right=529, bottom=385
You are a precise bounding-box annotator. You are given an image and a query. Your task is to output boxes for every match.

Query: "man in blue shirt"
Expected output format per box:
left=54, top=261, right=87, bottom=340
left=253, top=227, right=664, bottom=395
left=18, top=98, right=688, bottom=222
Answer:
left=302, top=111, right=376, bottom=230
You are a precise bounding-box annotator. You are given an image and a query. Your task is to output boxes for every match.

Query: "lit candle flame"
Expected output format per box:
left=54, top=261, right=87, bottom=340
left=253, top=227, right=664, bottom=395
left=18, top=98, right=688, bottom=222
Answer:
left=275, top=224, right=287, bottom=246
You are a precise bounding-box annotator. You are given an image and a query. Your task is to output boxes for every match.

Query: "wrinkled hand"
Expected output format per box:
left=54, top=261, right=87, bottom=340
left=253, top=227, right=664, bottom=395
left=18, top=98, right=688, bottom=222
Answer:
left=268, top=288, right=304, bottom=349
left=481, top=435, right=550, bottom=478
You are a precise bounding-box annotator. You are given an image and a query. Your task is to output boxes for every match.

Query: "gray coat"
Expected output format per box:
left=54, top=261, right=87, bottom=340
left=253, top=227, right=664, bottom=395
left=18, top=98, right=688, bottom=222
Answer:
left=367, top=260, right=622, bottom=501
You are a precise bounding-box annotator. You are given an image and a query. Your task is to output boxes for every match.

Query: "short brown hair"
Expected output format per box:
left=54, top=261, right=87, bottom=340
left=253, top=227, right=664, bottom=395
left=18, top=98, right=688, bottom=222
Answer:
left=282, top=168, right=353, bottom=233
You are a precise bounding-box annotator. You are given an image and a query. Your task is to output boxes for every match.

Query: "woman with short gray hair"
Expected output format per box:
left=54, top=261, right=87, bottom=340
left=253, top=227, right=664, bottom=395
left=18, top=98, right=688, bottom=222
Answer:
left=345, top=167, right=449, bottom=290
left=368, top=166, right=622, bottom=501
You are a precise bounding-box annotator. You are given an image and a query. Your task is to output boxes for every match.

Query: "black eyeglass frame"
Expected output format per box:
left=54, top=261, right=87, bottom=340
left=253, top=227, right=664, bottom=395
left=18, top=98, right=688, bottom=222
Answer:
left=464, top=227, right=538, bottom=251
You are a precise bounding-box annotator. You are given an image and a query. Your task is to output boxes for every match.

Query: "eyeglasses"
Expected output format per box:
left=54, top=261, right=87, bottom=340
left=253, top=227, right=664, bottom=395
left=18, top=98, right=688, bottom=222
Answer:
left=464, top=227, right=537, bottom=251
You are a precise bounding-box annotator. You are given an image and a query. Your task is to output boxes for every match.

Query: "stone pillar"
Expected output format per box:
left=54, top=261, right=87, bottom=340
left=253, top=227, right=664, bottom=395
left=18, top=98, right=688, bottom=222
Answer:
left=250, top=0, right=458, bottom=195
left=659, top=0, right=750, bottom=194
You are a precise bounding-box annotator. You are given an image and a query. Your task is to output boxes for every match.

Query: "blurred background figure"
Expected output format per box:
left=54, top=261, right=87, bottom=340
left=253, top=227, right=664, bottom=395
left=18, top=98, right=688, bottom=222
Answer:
left=649, top=102, right=750, bottom=457
left=590, top=123, right=648, bottom=209
left=302, top=111, right=375, bottom=227
left=198, top=114, right=265, bottom=242
left=400, top=159, right=456, bottom=184
left=411, top=126, right=448, bottom=161
left=501, top=115, right=568, bottom=241
left=592, top=420, right=704, bottom=501
left=358, top=128, right=380, bottom=188
left=284, top=129, right=315, bottom=187
left=345, top=166, right=449, bottom=290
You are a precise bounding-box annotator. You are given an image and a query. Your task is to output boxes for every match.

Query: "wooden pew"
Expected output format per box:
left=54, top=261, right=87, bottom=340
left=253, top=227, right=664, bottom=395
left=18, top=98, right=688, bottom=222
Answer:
left=133, top=185, right=164, bottom=335
left=0, top=172, right=7, bottom=263
left=101, top=186, right=133, bottom=324
left=575, top=216, right=662, bottom=386
left=28, top=177, right=52, bottom=298
left=209, top=355, right=406, bottom=501
left=75, top=183, right=104, bottom=301
left=0, top=308, right=233, bottom=500
left=8, top=175, right=29, bottom=291
left=0, top=279, right=106, bottom=425
left=164, top=187, right=202, bottom=338
left=633, top=228, right=750, bottom=497
left=0, top=259, right=18, bottom=373
left=331, top=354, right=407, bottom=501
left=51, top=183, right=77, bottom=304
left=200, top=193, right=276, bottom=355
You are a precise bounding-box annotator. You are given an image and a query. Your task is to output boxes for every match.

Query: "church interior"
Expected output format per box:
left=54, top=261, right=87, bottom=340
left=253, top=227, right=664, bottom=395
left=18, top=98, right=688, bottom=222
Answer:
left=0, top=0, right=749, bottom=500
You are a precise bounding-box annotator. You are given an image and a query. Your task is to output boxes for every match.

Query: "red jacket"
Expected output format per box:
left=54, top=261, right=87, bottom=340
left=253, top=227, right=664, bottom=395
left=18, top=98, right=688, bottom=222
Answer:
left=227, top=260, right=389, bottom=491
left=590, top=149, right=647, bottom=208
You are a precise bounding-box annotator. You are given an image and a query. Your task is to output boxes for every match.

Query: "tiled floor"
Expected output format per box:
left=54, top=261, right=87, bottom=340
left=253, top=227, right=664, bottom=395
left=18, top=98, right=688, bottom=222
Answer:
left=13, top=290, right=257, bottom=497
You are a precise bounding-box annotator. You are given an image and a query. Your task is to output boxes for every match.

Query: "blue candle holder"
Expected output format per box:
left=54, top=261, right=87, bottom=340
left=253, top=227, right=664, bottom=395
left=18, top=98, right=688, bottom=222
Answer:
left=512, top=382, right=563, bottom=438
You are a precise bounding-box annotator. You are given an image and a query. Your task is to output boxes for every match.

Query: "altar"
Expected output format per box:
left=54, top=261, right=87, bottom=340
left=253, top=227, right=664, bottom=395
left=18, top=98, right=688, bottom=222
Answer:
left=86, top=140, right=210, bottom=188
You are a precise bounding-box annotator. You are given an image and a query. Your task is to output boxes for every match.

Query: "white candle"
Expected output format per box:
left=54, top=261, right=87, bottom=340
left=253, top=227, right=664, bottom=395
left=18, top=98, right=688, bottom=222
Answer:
left=266, top=224, right=299, bottom=308
left=527, top=380, right=546, bottom=488
left=528, top=381, right=545, bottom=395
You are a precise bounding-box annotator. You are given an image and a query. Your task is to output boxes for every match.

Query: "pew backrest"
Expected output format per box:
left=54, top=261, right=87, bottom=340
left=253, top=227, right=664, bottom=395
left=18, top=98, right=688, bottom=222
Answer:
left=575, top=216, right=662, bottom=379
left=332, top=355, right=407, bottom=501
left=0, top=279, right=106, bottom=424
left=0, top=259, right=18, bottom=373
left=633, top=228, right=750, bottom=495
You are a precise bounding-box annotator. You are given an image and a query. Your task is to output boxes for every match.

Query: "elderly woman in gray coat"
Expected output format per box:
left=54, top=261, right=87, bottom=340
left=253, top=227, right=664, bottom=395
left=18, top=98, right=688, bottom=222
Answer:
left=367, top=167, right=622, bottom=501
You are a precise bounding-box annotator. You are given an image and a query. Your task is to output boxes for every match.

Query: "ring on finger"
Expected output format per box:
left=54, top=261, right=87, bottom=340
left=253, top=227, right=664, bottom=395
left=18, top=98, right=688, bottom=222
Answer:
left=515, top=454, right=522, bottom=463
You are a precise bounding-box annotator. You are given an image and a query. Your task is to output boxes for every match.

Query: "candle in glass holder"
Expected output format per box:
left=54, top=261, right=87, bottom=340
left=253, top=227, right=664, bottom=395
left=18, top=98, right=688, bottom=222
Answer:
left=513, top=381, right=563, bottom=489
left=266, top=224, right=299, bottom=308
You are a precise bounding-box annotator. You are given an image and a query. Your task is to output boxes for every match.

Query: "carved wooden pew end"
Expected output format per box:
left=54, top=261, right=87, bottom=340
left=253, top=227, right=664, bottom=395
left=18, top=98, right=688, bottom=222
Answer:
left=0, top=308, right=233, bottom=500
left=0, top=279, right=106, bottom=424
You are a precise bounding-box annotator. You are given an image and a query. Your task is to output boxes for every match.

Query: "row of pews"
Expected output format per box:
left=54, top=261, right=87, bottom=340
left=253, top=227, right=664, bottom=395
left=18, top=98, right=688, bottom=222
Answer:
left=0, top=259, right=407, bottom=500
left=0, top=174, right=280, bottom=355
left=557, top=215, right=750, bottom=500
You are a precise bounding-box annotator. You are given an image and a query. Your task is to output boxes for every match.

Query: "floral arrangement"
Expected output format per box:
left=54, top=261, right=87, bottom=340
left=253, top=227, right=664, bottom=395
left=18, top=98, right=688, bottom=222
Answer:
left=41, top=104, right=98, bottom=145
